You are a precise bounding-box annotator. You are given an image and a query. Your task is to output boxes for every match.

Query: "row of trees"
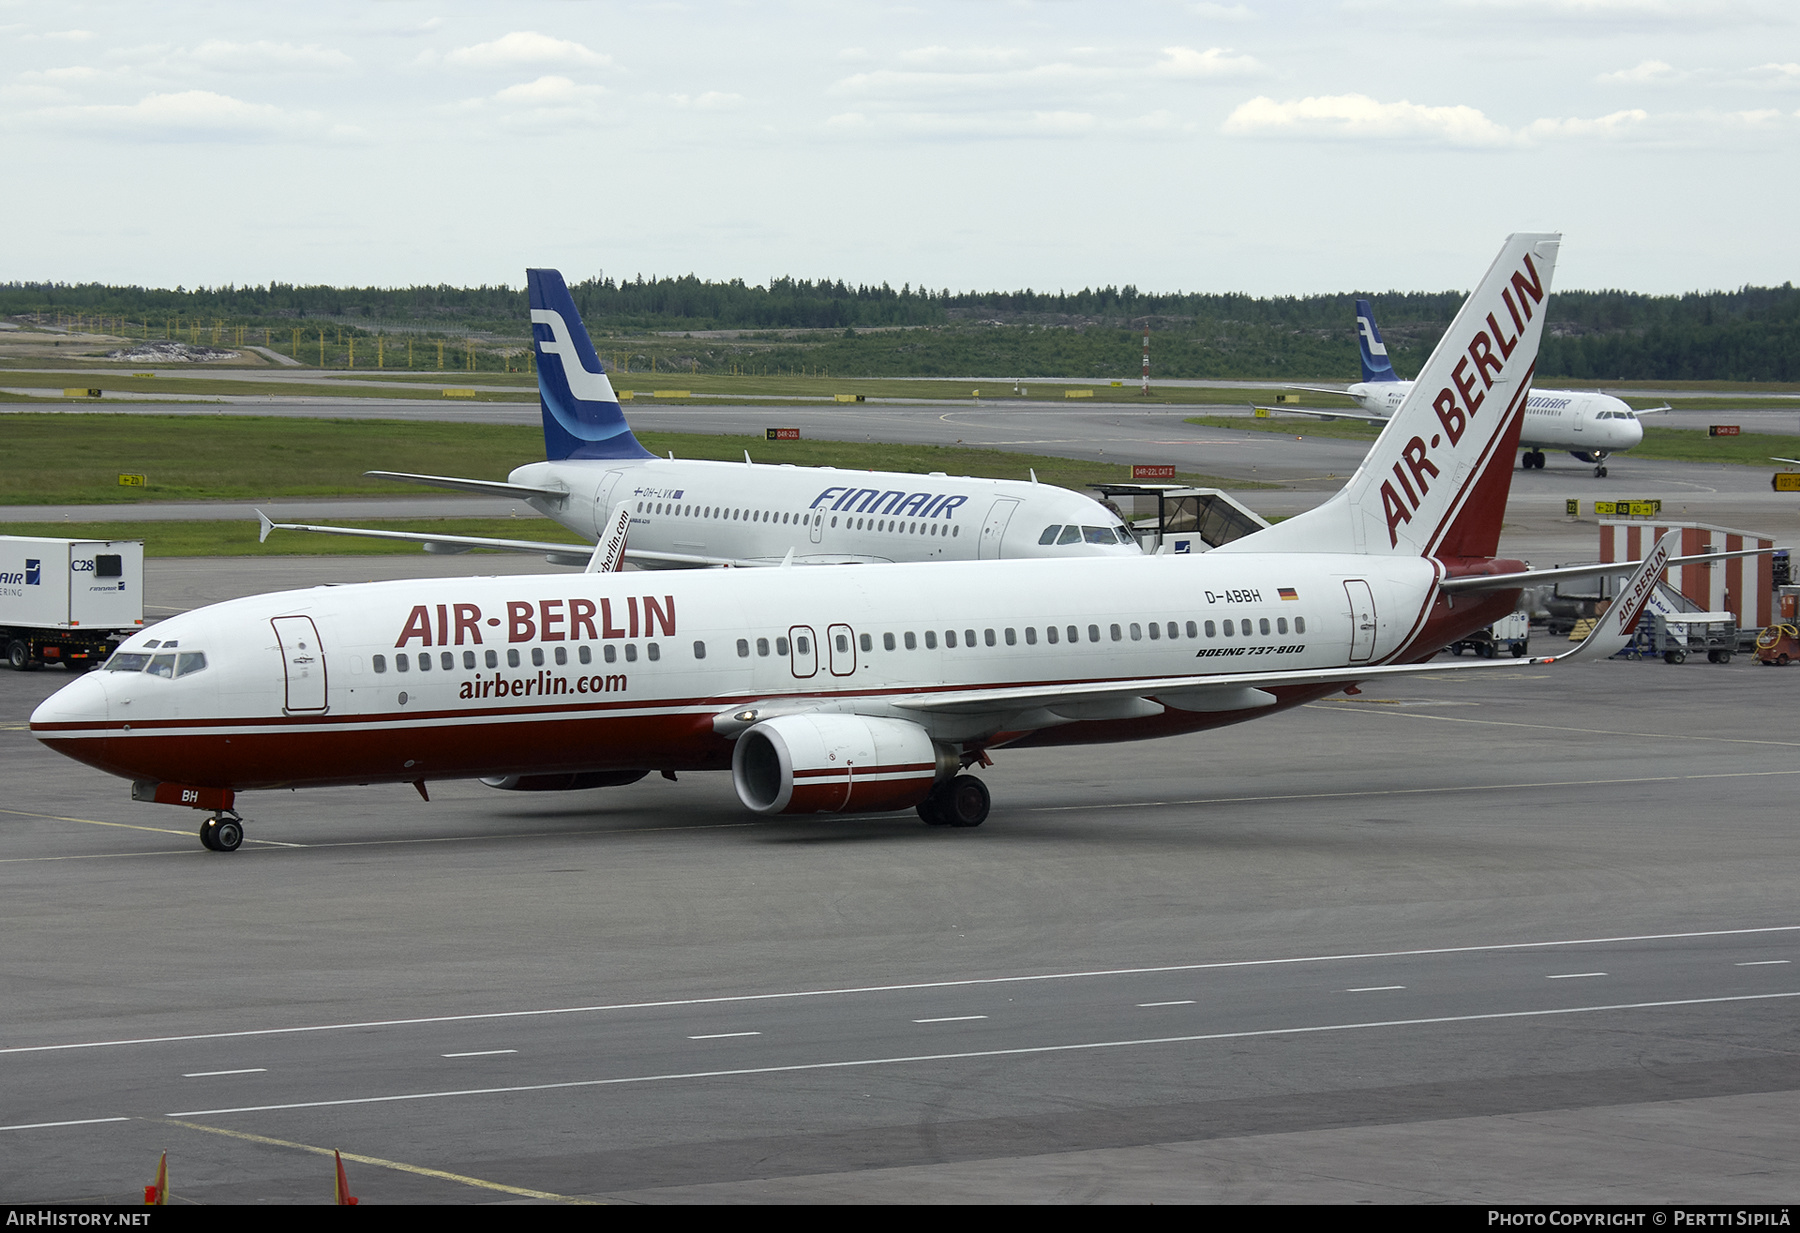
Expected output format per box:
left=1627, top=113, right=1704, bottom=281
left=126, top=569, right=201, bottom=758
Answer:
left=5, top=277, right=1797, bottom=380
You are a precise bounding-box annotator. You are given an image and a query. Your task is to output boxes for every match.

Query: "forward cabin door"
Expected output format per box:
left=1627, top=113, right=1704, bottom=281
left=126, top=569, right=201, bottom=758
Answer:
left=979, top=498, right=1020, bottom=560
left=271, top=615, right=328, bottom=712
left=827, top=623, right=856, bottom=676
left=1343, top=580, right=1376, bottom=662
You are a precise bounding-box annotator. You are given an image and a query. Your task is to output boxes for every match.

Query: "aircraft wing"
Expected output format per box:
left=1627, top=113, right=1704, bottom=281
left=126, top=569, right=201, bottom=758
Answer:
left=254, top=512, right=897, bottom=570
left=1250, top=401, right=1391, bottom=424
left=1284, top=385, right=1361, bottom=399
left=1630, top=405, right=1673, bottom=415
left=1773, top=457, right=1800, bottom=466
left=363, top=470, right=570, bottom=503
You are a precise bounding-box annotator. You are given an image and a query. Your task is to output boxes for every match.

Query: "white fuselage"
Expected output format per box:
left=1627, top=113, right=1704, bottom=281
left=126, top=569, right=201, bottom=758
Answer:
left=33, top=551, right=1452, bottom=793
left=507, top=457, right=1140, bottom=565
left=1346, top=382, right=1644, bottom=456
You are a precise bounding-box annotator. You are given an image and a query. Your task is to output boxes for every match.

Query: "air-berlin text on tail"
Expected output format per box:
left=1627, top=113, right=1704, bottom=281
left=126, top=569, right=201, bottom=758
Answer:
left=394, top=596, right=677, bottom=648
left=1379, top=253, right=1546, bottom=548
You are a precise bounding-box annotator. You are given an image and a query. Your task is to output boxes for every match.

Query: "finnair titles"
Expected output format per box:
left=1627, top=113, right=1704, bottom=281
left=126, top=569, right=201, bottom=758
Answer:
left=264, top=268, right=1139, bottom=569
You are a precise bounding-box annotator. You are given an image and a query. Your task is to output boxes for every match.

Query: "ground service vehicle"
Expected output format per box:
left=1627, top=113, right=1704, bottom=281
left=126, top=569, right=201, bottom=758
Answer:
left=0, top=537, right=145, bottom=672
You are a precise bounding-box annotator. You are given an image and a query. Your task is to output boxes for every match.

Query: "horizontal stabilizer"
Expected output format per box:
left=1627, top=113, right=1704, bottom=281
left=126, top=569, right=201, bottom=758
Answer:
left=1438, top=544, right=1782, bottom=594
left=363, top=471, right=569, bottom=503
left=1550, top=530, right=1682, bottom=663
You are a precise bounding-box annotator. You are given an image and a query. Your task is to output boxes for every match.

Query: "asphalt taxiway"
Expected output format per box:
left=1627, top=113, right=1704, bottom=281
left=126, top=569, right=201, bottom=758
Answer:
left=3, top=598, right=1797, bottom=1203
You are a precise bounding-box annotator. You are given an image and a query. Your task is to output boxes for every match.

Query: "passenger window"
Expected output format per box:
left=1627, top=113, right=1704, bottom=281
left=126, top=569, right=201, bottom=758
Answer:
left=693, top=641, right=706, bottom=659
left=1047, top=626, right=1059, bottom=644
left=1088, top=625, right=1100, bottom=643
left=372, top=654, right=388, bottom=674
left=985, top=629, right=996, bottom=647
left=1223, top=620, right=1234, bottom=636
left=176, top=652, right=207, bottom=677
left=1068, top=625, right=1080, bottom=643
left=578, top=646, right=591, bottom=665
left=552, top=647, right=565, bottom=666
left=486, top=650, right=499, bottom=668
left=757, top=638, right=770, bottom=656
left=648, top=643, right=660, bottom=661
left=1168, top=622, right=1179, bottom=639
left=925, top=630, right=938, bottom=649
left=776, top=637, right=790, bottom=655
left=737, top=639, right=750, bottom=658
left=1277, top=618, right=1288, bottom=635
left=860, top=633, right=873, bottom=652
left=397, top=654, right=411, bottom=672
left=1130, top=623, right=1142, bottom=641
left=1296, top=617, right=1307, bottom=634
left=883, top=632, right=896, bottom=651
left=965, top=629, right=977, bottom=647
left=463, top=650, right=477, bottom=669
left=904, top=632, right=917, bottom=650
left=418, top=653, right=431, bottom=672
left=604, top=645, right=617, bottom=663
left=1204, top=621, right=1216, bottom=637
left=797, top=635, right=811, bottom=654
left=507, top=649, right=520, bottom=668
left=1110, top=624, right=1122, bottom=642
left=1147, top=623, right=1159, bottom=640
left=1259, top=618, right=1270, bottom=635
left=530, top=648, right=543, bottom=667
left=1025, top=627, right=1037, bottom=645
left=835, top=634, right=849, bottom=653
left=1057, top=526, right=1082, bottom=546
left=626, top=645, right=639, bottom=662
left=945, top=630, right=957, bottom=648
left=1039, top=525, right=1061, bottom=545
left=1004, top=628, right=1016, bottom=646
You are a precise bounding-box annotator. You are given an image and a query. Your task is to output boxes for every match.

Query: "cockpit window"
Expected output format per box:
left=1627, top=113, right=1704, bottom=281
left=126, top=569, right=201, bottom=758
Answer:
left=1115, top=527, right=1135, bottom=545
left=176, top=652, right=207, bottom=678
left=1039, top=525, right=1061, bottom=545
left=1082, top=526, right=1114, bottom=545
left=1056, top=525, right=1083, bottom=546
left=145, top=654, right=176, bottom=678
left=105, top=652, right=151, bottom=673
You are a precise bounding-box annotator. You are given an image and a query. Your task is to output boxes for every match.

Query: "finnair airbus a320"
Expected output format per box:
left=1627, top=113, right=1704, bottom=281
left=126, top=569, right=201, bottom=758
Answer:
left=35, top=235, right=1751, bottom=852
left=265, top=268, right=1138, bottom=568
left=1274, top=298, right=1667, bottom=478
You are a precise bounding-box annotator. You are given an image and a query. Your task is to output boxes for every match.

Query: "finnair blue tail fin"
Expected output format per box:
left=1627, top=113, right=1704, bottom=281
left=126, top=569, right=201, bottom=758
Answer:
left=527, top=268, right=652, bottom=461
left=1355, top=298, right=1400, bottom=384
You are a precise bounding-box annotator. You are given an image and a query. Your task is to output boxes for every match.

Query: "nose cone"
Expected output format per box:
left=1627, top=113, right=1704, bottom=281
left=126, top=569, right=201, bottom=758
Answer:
left=31, top=670, right=111, bottom=734
left=1623, top=415, right=1644, bottom=448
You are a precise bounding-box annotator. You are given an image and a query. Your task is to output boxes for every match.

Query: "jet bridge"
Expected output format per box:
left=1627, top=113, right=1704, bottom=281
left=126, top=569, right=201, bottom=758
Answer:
left=1089, top=484, right=1271, bottom=555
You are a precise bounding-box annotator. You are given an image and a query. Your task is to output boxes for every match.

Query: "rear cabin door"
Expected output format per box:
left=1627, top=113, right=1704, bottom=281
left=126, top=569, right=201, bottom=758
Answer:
left=979, top=498, right=1020, bottom=560
left=271, top=615, right=328, bottom=712
left=1343, top=580, right=1376, bottom=662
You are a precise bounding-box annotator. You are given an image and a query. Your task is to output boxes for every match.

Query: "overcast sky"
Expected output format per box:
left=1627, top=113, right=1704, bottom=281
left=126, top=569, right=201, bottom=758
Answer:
left=3, top=1, right=1796, bottom=296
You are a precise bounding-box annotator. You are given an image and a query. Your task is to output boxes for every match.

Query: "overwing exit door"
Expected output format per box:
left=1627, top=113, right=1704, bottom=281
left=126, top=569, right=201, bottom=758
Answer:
left=1344, top=580, right=1376, bottom=662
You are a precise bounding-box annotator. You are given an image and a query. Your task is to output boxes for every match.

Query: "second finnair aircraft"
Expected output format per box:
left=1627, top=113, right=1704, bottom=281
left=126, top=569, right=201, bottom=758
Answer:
left=266, top=269, right=1138, bottom=568
left=1275, top=299, right=1667, bottom=478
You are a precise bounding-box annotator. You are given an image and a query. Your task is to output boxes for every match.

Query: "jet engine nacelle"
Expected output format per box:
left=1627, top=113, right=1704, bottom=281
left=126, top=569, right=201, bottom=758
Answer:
left=732, top=714, right=957, bottom=815
left=481, top=770, right=650, bottom=791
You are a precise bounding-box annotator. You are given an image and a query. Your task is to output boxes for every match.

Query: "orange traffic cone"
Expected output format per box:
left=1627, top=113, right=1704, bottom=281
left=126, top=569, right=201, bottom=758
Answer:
left=143, top=1151, right=167, bottom=1205
left=334, top=1150, right=358, bottom=1205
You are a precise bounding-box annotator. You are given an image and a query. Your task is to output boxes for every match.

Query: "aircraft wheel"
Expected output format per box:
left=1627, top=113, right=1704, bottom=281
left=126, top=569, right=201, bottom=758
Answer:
left=213, top=819, right=244, bottom=852
left=945, top=775, right=990, bottom=828
left=1596, top=465, right=1609, bottom=478
left=916, top=791, right=952, bottom=827
left=199, top=819, right=220, bottom=851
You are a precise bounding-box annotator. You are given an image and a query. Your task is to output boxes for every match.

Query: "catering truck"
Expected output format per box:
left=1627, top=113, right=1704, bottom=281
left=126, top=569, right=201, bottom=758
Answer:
left=0, top=536, right=145, bottom=671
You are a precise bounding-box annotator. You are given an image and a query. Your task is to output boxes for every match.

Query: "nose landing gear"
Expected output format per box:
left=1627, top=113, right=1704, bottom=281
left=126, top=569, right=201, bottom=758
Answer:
left=199, top=811, right=245, bottom=852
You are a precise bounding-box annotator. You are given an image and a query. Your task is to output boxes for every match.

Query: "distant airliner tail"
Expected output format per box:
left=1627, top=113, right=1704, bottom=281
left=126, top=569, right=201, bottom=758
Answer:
left=527, top=268, right=653, bottom=462
left=1355, top=298, right=1400, bottom=383
left=1220, top=234, right=1560, bottom=561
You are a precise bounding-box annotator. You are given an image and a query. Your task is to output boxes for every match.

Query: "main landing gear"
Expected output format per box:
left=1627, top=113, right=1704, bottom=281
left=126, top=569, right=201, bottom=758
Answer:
left=199, top=810, right=245, bottom=853
left=1521, top=450, right=1547, bottom=470
left=917, top=775, right=991, bottom=828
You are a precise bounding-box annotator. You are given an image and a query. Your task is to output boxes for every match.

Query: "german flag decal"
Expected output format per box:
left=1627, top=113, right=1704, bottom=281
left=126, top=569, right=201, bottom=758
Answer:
left=1278, top=587, right=1299, bottom=601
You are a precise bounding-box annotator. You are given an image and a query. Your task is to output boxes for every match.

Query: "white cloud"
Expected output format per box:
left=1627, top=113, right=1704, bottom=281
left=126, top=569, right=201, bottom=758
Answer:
left=1154, top=46, right=1264, bottom=79
left=442, top=31, right=611, bottom=71
left=1525, top=108, right=1649, bottom=138
left=1597, top=59, right=1684, bottom=84
left=897, top=46, right=1029, bottom=70
left=28, top=89, right=321, bottom=141
left=183, top=40, right=355, bottom=73
left=1742, top=62, right=1800, bottom=84
left=669, top=91, right=743, bottom=110
left=1222, top=93, right=1516, bottom=147
left=1191, top=3, right=1253, bottom=18
left=491, top=75, right=606, bottom=106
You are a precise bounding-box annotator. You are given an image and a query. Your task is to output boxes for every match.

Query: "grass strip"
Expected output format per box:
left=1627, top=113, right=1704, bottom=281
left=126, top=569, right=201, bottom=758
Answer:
left=0, top=519, right=588, bottom=558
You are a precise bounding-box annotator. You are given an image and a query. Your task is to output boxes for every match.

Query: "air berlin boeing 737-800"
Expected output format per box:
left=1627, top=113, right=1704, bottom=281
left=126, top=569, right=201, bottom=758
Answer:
left=33, top=235, right=1760, bottom=852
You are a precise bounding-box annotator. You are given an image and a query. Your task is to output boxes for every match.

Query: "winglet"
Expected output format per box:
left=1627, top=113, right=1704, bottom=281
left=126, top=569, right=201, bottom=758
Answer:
left=1554, top=529, right=1680, bottom=662
left=256, top=509, right=274, bottom=544
left=587, top=502, right=631, bottom=573
left=780, top=546, right=795, bottom=568
left=744, top=450, right=753, bottom=465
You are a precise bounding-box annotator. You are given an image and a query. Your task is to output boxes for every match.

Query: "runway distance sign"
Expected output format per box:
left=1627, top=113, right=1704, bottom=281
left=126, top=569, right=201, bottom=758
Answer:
left=1132, top=464, right=1177, bottom=480
left=766, top=427, right=800, bottom=440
